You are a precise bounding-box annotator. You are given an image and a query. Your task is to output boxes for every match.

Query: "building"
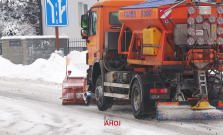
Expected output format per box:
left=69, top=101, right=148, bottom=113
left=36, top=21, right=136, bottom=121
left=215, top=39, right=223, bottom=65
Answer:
left=41, top=0, right=98, bottom=39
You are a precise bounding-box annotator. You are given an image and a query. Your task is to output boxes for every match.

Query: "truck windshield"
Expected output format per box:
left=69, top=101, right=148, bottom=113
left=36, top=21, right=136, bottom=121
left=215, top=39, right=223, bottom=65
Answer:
left=109, top=12, right=122, bottom=26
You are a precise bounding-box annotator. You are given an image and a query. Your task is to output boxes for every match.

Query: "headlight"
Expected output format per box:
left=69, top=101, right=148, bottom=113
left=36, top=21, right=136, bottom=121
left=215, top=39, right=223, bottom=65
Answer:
left=207, top=38, right=214, bottom=45
left=217, top=37, right=223, bottom=45
left=217, top=6, right=223, bottom=14
left=188, top=7, right=195, bottom=15
left=187, top=17, right=195, bottom=25
left=197, top=37, right=204, bottom=45
left=187, top=27, right=195, bottom=36
left=217, top=27, right=223, bottom=35
left=217, top=17, right=223, bottom=25
left=202, top=22, right=209, bottom=30
left=196, top=15, right=203, bottom=23
left=187, top=37, right=195, bottom=46
left=209, top=15, right=216, bottom=23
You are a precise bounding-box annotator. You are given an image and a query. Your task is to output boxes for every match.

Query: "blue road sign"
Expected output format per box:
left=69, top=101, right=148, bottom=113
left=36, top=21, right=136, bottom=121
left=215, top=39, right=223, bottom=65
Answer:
left=45, top=0, right=68, bottom=27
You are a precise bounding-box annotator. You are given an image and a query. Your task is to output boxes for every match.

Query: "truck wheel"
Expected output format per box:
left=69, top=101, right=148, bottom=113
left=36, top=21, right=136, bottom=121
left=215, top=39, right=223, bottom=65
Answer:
left=95, top=75, right=113, bottom=111
left=209, top=82, right=221, bottom=100
left=208, top=76, right=222, bottom=100
left=131, top=80, right=144, bottom=119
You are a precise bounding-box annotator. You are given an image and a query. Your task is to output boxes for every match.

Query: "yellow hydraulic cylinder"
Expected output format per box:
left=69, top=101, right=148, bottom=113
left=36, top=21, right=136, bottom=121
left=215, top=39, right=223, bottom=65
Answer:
left=192, top=101, right=216, bottom=110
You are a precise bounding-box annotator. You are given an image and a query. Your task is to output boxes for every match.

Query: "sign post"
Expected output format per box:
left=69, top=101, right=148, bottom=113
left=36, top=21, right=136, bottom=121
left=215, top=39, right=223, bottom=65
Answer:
left=55, top=27, right=59, bottom=50
left=45, top=0, right=69, bottom=51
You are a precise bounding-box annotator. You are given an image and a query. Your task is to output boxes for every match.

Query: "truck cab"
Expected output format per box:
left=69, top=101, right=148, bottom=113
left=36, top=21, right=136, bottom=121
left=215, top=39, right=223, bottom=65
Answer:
left=81, top=0, right=145, bottom=95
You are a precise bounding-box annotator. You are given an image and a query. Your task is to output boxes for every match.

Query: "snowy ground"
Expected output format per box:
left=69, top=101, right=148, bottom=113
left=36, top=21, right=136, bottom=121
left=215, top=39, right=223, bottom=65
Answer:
left=0, top=78, right=223, bottom=135
left=0, top=51, right=223, bottom=135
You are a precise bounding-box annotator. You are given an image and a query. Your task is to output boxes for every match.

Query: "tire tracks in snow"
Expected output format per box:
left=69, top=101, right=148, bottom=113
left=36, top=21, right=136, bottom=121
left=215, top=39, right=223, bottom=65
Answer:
left=0, top=78, right=223, bottom=135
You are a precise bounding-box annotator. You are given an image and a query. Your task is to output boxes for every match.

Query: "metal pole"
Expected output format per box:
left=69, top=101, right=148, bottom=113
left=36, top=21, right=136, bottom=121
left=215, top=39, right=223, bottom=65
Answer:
left=55, top=27, right=60, bottom=51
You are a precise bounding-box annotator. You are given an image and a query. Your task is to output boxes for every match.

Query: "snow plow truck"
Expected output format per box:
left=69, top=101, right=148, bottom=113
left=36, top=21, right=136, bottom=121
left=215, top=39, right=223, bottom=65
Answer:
left=62, top=0, right=223, bottom=120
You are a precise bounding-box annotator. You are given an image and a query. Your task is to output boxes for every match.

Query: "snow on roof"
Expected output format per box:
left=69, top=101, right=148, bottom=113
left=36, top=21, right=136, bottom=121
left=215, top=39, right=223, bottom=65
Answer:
left=1, top=35, right=69, bottom=40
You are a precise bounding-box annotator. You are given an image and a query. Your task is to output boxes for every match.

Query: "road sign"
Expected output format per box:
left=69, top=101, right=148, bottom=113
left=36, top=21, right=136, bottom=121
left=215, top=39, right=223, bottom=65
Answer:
left=45, top=0, right=68, bottom=27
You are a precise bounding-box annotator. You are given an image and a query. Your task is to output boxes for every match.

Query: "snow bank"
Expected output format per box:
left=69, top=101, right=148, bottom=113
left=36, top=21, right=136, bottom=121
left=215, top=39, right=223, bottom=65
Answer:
left=0, top=50, right=88, bottom=84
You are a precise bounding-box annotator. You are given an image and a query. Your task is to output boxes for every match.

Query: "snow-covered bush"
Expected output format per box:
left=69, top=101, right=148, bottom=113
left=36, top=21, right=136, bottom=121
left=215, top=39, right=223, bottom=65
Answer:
left=0, top=0, right=41, bottom=36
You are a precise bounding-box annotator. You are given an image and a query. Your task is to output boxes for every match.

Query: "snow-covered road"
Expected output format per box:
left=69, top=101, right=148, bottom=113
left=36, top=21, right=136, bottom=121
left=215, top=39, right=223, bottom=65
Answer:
left=0, top=78, right=223, bottom=135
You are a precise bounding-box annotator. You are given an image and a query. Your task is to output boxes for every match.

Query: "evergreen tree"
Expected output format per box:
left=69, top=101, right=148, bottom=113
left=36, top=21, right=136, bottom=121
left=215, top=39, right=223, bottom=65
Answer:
left=0, top=0, right=42, bottom=36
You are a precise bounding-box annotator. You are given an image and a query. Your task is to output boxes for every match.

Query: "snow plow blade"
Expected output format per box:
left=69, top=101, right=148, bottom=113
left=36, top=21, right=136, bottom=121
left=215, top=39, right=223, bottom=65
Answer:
left=62, top=77, right=91, bottom=105
left=157, top=101, right=223, bottom=121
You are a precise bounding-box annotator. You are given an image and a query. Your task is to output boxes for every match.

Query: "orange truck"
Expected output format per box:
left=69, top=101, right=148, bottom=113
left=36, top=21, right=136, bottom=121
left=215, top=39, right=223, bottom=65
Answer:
left=64, top=0, right=223, bottom=120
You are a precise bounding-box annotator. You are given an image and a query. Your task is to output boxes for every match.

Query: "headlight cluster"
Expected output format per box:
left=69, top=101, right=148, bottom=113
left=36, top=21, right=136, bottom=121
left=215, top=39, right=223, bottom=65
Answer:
left=207, top=38, right=214, bottom=45
left=202, top=22, right=209, bottom=30
left=217, top=37, right=223, bottom=45
left=217, top=17, right=223, bottom=25
left=187, top=37, right=195, bottom=46
left=217, top=27, right=223, bottom=35
left=217, top=6, right=223, bottom=45
left=187, top=17, right=195, bottom=25
left=196, top=15, right=203, bottom=23
left=186, top=6, right=223, bottom=46
left=188, top=7, right=195, bottom=15
left=187, top=27, right=195, bottom=36
left=217, top=6, right=223, bottom=14
left=197, top=37, right=205, bottom=45
left=209, top=15, right=216, bottom=23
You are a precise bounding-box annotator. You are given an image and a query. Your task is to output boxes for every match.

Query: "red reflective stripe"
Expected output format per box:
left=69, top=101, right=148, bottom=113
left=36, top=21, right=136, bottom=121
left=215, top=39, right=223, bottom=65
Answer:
left=150, top=88, right=170, bottom=94
left=157, top=102, right=179, bottom=107
left=187, top=98, right=201, bottom=101
left=150, top=89, right=154, bottom=94
left=160, top=88, right=164, bottom=94
left=154, top=88, right=157, bottom=93
left=166, top=102, right=179, bottom=105
left=157, top=102, right=162, bottom=106
left=219, top=101, right=223, bottom=107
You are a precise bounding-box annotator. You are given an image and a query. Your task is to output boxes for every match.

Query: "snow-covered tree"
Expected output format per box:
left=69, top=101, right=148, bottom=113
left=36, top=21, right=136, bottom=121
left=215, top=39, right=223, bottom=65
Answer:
left=0, top=0, right=41, bottom=36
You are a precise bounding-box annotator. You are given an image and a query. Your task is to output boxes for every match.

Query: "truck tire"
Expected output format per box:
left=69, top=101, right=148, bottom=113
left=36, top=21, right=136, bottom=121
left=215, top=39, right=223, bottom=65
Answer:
left=95, top=75, right=113, bottom=111
left=131, top=80, right=145, bottom=119
left=208, top=76, right=222, bottom=100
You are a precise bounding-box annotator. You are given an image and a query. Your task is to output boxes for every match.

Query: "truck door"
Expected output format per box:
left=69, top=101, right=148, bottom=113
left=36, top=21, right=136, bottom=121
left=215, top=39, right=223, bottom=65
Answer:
left=87, top=8, right=98, bottom=65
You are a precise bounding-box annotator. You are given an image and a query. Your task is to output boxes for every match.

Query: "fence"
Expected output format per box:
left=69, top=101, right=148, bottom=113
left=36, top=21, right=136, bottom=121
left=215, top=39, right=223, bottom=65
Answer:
left=0, top=38, right=86, bottom=56
left=68, top=38, right=87, bottom=53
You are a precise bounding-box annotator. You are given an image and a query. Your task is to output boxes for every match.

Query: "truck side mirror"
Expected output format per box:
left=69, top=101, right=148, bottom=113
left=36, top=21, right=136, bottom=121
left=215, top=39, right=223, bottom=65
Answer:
left=81, top=14, right=89, bottom=29
left=81, top=29, right=88, bottom=39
